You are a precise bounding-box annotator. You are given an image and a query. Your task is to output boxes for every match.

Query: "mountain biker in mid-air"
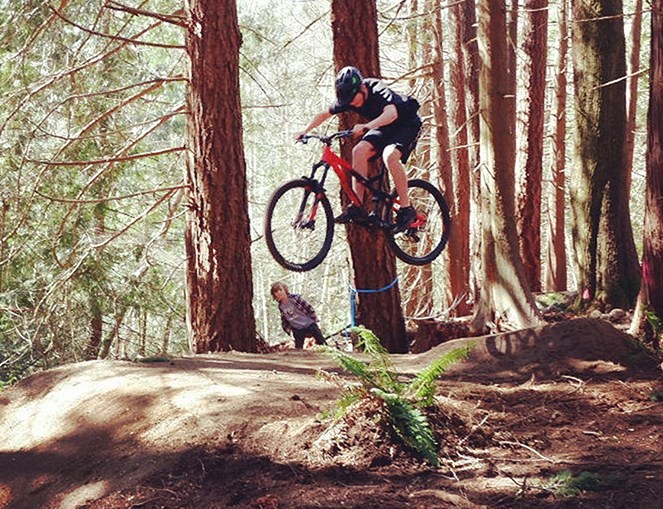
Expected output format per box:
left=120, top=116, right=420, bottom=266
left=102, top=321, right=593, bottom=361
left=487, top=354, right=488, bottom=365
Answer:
left=296, top=66, right=423, bottom=233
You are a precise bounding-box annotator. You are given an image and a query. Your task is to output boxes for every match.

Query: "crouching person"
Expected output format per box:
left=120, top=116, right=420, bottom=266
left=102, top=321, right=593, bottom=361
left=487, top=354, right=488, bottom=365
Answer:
left=271, top=282, right=327, bottom=349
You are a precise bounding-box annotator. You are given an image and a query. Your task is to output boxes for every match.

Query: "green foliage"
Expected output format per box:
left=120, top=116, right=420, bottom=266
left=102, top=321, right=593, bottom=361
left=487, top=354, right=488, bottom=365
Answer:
left=0, top=0, right=189, bottom=378
left=0, top=360, right=23, bottom=390
left=320, top=326, right=473, bottom=467
left=371, top=387, right=439, bottom=467
left=644, top=307, right=663, bottom=339
left=647, top=390, right=663, bottom=402
left=409, top=346, right=472, bottom=406
left=535, top=292, right=575, bottom=313
left=543, top=469, right=622, bottom=497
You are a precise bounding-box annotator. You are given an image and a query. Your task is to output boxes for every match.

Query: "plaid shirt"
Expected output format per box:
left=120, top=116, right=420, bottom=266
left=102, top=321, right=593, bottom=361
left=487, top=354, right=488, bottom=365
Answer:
left=279, top=294, right=318, bottom=335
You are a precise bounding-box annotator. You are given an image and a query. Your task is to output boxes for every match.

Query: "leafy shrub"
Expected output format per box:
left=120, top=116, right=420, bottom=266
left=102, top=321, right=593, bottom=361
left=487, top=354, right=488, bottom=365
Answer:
left=320, top=326, right=472, bottom=466
left=543, top=469, right=622, bottom=497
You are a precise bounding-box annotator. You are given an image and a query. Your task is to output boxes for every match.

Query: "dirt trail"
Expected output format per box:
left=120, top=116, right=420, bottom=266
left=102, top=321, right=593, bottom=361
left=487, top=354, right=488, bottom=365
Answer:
left=0, top=318, right=661, bottom=509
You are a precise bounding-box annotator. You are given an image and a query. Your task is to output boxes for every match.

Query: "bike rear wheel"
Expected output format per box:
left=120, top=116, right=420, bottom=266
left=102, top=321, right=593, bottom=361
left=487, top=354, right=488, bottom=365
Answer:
left=386, top=179, right=451, bottom=265
left=264, top=179, right=334, bottom=272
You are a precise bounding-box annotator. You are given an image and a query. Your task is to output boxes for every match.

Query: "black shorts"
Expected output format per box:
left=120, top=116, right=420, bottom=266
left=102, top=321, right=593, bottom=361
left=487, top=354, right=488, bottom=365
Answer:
left=362, top=118, right=422, bottom=163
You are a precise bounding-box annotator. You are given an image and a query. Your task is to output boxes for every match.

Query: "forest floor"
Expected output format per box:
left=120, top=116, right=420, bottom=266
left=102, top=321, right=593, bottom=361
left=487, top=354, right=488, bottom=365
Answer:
left=0, top=317, right=662, bottom=509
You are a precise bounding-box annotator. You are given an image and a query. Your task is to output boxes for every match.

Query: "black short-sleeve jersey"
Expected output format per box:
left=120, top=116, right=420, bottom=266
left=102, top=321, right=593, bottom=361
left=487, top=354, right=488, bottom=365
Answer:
left=329, top=78, right=420, bottom=124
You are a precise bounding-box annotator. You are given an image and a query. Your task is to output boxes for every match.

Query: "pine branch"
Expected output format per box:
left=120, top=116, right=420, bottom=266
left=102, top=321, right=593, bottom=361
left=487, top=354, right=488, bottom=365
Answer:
left=49, top=5, right=185, bottom=49
left=30, top=146, right=185, bottom=166
left=105, top=1, right=188, bottom=28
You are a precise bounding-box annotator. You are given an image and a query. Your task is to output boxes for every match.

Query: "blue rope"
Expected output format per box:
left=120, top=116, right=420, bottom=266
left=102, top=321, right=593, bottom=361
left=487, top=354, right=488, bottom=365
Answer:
left=349, top=276, right=399, bottom=326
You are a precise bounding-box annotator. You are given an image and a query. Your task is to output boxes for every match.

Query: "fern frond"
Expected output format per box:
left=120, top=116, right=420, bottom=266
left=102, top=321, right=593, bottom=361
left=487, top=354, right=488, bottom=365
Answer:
left=351, top=326, right=388, bottom=356
left=332, top=389, right=365, bottom=419
left=350, top=326, right=401, bottom=389
left=371, top=388, right=439, bottom=467
left=318, top=345, right=377, bottom=386
left=408, top=345, right=473, bottom=405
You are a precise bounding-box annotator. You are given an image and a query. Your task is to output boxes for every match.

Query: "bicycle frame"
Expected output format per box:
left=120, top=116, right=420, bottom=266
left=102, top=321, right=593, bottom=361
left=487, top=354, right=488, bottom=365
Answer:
left=308, top=138, right=399, bottom=218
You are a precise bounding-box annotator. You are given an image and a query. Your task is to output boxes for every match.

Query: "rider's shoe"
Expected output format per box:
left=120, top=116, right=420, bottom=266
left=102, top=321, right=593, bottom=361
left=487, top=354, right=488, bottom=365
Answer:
left=334, top=205, right=367, bottom=224
left=393, top=205, right=417, bottom=233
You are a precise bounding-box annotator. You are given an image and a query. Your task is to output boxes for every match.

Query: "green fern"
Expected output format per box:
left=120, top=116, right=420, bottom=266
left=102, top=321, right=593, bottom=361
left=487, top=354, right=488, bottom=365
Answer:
left=352, top=327, right=400, bottom=387
left=320, top=345, right=376, bottom=385
left=320, top=326, right=401, bottom=391
left=371, top=388, right=439, bottom=467
left=321, top=326, right=474, bottom=466
left=353, top=326, right=389, bottom=354
left=645, top=307, right=663, bottom=342
left=408, top=345, right=473, bottom=405
left=329, top=389, right=364, bottom=419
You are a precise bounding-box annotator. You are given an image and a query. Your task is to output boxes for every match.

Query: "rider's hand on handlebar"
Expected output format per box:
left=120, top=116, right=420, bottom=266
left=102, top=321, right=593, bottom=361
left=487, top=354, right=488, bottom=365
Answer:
left=352, top=124, right=370, bottom=138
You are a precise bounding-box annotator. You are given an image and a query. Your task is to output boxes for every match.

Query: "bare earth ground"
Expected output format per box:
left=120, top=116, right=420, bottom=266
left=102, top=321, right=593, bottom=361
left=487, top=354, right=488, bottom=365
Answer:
left=0, top=317, right=662, bottom=509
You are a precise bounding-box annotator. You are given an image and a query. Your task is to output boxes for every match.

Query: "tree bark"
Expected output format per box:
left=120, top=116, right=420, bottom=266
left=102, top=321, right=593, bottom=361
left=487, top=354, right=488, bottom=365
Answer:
left=185, top=0, right=256, bottom=353
left=403, top=0, right=434, bottom=321
left=570, top=0, right=616, bottom=305
left=571, top=0, right=640, bottom=308
left=473, top=0, right=542, bottom=331
left=595, top=0, right=640, bottom=309
left=331, top=0, right=407, bottom=353
left=459, top=0, right=482, bottom=310
left=630, top=0, right=663, bottom=337
left=625, top=0, right=643, bottom=193
left=431, top=2, right=455, bottom=312
left=544, top=0, right=569, bottom=292
left=515, top=0, right=548, bottom=292
left=443, top=1, right=471, bottom=316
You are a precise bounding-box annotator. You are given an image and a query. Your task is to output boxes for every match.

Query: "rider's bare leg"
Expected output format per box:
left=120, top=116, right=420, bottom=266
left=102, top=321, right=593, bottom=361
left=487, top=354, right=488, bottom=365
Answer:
left=383, top=145, right=410, bottom=208
left=351, top=140, right=375, bottom=205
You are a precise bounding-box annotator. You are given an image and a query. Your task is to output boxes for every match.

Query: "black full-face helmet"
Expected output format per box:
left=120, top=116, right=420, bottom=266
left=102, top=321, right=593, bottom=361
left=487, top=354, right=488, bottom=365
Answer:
left=335, top=66, right=363, bottom=106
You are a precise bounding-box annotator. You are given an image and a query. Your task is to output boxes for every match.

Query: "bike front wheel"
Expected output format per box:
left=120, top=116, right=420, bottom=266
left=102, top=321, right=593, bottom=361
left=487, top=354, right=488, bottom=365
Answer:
left=386, top=179, right=451, bottom=265
left=264, top=179, right=334, bottom=272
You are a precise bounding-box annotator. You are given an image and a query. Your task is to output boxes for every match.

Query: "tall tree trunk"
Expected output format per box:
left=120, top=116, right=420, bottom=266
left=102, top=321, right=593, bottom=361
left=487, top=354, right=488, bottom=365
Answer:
left=407, top=0, right=419, bottom=91
left=460, top=0, right=482, bottom=309
left=625, top=0, right=643, bottom=193
left=545, top=0, right=569, bottom=292
left=570, top=0, right=640, bottom=308
left=84, top=203, right=105, bottom=360
left=473, top=0, right=542, bottom=331
left=432, top=2, right=455, bottom=311
left=507, top=0, right=518, bottom=135
left=515, top=0, right=548, bottom=292
left=85, top=296, right=103, bottom=360
left=331, top=0, right=407, bottom=353
left=403, top=0, right=434, bottom=321
left=570, top=0, right=616, bottom=305
left=630, top=0, right=663, bottom=336
left=447, top=0, right=472, bottom=316
left=185, top=0, right=256, bottom=353
left=596, top=0, right=640, bottom=309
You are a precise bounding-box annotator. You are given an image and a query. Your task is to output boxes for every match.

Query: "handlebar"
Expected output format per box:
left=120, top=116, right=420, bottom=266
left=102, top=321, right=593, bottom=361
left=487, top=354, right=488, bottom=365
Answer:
left=297, top=130, right=354, bottom=146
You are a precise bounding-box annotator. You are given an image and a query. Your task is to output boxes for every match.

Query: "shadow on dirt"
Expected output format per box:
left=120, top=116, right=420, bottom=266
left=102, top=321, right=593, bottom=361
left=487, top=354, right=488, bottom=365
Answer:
left=1, top=318, right=662, bottom=509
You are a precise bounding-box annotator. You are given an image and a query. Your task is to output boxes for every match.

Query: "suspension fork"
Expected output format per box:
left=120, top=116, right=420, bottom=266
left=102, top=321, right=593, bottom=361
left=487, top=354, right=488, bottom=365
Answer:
left=295, top=173, right=326, bottom=227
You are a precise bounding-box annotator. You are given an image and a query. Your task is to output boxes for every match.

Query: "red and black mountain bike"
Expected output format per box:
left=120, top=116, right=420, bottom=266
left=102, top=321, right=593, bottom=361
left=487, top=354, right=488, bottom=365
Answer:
left=264, top=130, right=451, bottom=272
